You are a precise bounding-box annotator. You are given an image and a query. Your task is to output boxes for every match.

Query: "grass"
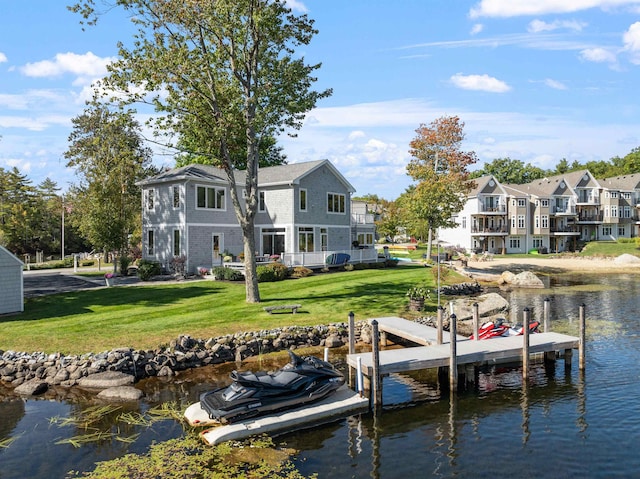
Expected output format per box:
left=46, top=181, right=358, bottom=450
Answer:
left=2, top=264, right=456, bottom=355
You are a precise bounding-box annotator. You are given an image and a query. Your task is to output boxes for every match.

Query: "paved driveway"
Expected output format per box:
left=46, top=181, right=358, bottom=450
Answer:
left=23, top=271, right=104, bottom=298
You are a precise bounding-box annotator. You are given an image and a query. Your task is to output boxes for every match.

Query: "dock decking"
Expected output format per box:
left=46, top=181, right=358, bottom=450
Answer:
left=371, top=316, right=467, bottom=346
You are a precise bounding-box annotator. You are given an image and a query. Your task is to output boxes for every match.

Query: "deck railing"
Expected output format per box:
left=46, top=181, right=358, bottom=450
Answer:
left=282, top=248, right=379, bottom=267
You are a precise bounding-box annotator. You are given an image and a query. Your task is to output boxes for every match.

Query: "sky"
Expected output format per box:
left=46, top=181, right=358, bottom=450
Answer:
left=2, top=0, right=640, bottom=200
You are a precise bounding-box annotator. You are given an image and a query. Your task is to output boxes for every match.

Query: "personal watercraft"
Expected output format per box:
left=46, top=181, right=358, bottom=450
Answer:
left=470, top=318, right=540, bottom=340
left=198, top=350, right=345, bottom=423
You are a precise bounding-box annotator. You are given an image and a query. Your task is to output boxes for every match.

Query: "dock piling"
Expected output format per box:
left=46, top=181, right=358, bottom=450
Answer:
left=579, top=303, right=586, bottom=370
left=472, top=303, right=479, bottom=341
left=437, top=306, right=444, bottom=345
left=449, top=314, right=458, bottom=391
left=543, top=298, right=550, bottom=333
left=522, top=307, right=530, bottom=380
left=371, top=320, right=382, bottom=409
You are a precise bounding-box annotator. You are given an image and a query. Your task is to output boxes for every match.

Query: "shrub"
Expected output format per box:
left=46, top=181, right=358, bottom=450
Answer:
left=212, top=266, right=244, bottom=281
left=430, top=263, right=450, bottom=281
left=137, top=260, right=162, bottom=281
left=257, top=262, right=290, bottom=282
left=291, top=266, right=313, bottom=278
left=119, top=255, right=132, bottom=275
left=80, top=260, right=95, bottom=267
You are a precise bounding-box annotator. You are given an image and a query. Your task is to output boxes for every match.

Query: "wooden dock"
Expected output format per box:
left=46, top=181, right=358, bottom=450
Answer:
left=346, top=315, right=582, bottom=406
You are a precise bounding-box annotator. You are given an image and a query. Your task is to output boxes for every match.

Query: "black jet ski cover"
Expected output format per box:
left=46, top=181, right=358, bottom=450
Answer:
left=199, top=350, right=345, bottom=423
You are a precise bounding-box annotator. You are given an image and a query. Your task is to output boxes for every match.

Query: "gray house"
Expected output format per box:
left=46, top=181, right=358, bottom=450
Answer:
left=0, top=246, right=24, bottom=315
left=137, top=160, right=377, bottom=274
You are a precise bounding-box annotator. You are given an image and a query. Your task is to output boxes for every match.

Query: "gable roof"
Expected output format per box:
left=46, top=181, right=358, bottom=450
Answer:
left=599, top=173, right=640, bottom=191
left=0, top=245, right=24, bottom=267
left=138, top=160, right=356, bottom=193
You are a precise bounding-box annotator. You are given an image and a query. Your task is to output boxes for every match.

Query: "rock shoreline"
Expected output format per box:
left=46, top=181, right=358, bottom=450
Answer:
left=0, top=321, right=370, bottom=397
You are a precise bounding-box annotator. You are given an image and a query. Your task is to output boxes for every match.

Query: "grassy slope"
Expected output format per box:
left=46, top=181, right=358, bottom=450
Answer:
left=2, top=265, right=452, bottom=355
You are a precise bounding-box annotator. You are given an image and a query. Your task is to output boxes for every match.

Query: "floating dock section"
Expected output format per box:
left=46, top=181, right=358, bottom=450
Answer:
left=190, top=386, right=369, bottom=446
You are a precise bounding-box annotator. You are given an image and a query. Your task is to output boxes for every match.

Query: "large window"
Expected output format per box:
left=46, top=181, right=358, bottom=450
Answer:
left=541, top=215, right=549, bottom=228
left=173, top=230, right=181, bottom=256
left=147, top=230, right=155, bottom=255
left=196, top=185, right=225, bottom=210
left=298, top=227, right=314, bottom=252
left=509, top=237, right=521, bottom=249
left=327, top=193, right=345, bottom=214
left=262, top=228, right=285, bottom=256
left=517, top=215, right=525, bottom=228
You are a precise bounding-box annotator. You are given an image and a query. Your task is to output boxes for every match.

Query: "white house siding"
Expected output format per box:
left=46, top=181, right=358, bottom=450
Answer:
left=0, top=246, right=24, bottom=315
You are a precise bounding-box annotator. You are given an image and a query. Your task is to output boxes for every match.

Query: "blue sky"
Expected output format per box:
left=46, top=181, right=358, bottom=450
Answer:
left=2, top=0, right=640, bottom=200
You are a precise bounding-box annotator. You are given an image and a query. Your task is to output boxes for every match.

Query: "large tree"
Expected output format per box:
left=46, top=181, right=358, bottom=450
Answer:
left=406, top=116, right=478, bottom=258
left=71, top=0, right=331, bottom=303
left=471, top=157, right=546, bottom=184
left=64, top=104, right=152, bottom=268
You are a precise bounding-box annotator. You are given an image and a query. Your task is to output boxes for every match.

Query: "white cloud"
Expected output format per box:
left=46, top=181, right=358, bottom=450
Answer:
left=348, top=130, right=366, bottom=140
left=285, top=0, right=308, bottom=13
left=19, top=52, right=114, bottom=84
left=623, top=21, right=640, bottom=63
left=544, top=78, right=568, bottom=89
left=527, top=19, right=588, bottom=33
left=470, top=23, right=484, bottom=35
left=579, top=47, right=617, bottom=62
left=470, top=0, right=640, bottom=18
left=0, top=52, right=7, bottom=63
left=450, top=73, right=512, bottom=92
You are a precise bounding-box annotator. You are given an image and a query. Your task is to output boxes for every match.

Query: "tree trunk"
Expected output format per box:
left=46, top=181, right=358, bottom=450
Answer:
left=426, top=228, right=433, bottom=260
left=242, top=223, right=260, bottom=303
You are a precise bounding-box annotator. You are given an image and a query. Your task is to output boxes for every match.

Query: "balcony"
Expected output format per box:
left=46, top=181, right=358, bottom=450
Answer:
left=351, top=213, right=376, bottom=225
left=551, top=206, right=577, bottom=215
left=550, top=226, right=580, bottom=235
left=478, top=204, right=506, bottom=214
left=471, top=226, right=508, bottom=235
left=577, top=213, right=603, bottom=223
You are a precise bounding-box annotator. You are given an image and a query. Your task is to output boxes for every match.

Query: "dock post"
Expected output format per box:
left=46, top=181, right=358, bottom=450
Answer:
left=522, top=308, right=530, bottom=380
left=437, top=306, right=444, bottom=345
left=449, top=314, right=458, bottom=391
left=472, top=303, right=479, bottom=341
left=579, top=303, right=586, bottom=370
left=371, top=320, right=382, bottom=410
left=543, top=298, right=551, bottom=332
left=348, top=312, right=355, bottom=355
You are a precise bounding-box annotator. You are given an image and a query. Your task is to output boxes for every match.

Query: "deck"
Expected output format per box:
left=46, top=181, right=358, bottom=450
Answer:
left=371, top=316, right=467, bottom=346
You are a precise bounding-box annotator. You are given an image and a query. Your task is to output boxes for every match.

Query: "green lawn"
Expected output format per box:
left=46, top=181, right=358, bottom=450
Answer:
left=2, top=264, right=452, bottom=355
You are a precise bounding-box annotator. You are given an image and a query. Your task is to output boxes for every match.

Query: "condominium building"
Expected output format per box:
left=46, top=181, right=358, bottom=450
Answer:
left=438, top=170, right=640, bottom=254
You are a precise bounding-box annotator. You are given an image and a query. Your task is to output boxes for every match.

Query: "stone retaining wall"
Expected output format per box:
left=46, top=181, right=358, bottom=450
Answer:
left=0, top=321, right=370, bottom=389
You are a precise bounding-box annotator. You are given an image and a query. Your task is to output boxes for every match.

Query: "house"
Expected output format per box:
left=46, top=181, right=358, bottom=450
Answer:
left=0, top=245, right=24, bottom=315
left=137, top=160, right=378, bottom=273
left=440, top=170, right=640, bottom=254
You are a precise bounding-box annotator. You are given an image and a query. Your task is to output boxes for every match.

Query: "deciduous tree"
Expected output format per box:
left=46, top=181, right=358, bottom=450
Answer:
left=71, top=0, right=331, bottom=302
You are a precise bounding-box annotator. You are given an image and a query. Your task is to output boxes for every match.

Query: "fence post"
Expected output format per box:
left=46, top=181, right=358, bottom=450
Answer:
left=348, top=312, right=355, bottom=355
left=522, top=307, right=530, bottom=380
left=579, top=303, right=586, bottom=370
left=449, top=314, right=457, bottom=391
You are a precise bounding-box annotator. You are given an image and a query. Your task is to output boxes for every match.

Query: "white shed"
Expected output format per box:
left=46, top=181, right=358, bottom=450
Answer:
left=0, top=246, right=24, bottom=315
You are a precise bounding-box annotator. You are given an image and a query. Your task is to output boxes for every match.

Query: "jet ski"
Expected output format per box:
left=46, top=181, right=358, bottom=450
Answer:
left=198, top=350, right=345, bottom=423
left=470, top=318, right=540, bottom=340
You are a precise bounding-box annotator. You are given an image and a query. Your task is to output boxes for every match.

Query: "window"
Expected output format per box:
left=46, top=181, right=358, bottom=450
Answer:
left=196, top=185, right=225, bottom=210
left=533, top=237, right=543, bottom=248
left=618, top=226, right=626, bottom=236
left=327, top=193, right=345, bottom=213
left=518, top=215, right=525, bottom=228
left=611, top=191, right=618, bottom=198
left=320, top=228, right=328, bottom=251
left=299, top=189, right=307, bottom=212
left=172, top=186, right=180, bottom=209
left=262, top=228, right=285, bottom=256
left=145, top=189, right=155, bottom=210
left=173, top=230, right=180, bottom=256
left=509, top=237, right=521, bottom=249
left=611, top=206, right=618, bottom=218
left=602, top=226, right=612, bottom=236
left=511, top=215, right=516, bottom=228
left=541, top=215, right=549, bottom=228
left=298, top=227, right=314, bottom=252
left=535, top=215, right=540, bottom=228
left=461, top=217, right=467, bottom=229
left=541, top=199, right=549, bottom=207
left=624, top=206, right=631, bottom=218
left=357, top=233, right=374, bottom=245
left=623, top=192, right=632, bottom=200
left=147, top=230, right=155, bottom=255
left=518, top=199, right=526, bottom=207
left=259, top=191, right=266, bottom=212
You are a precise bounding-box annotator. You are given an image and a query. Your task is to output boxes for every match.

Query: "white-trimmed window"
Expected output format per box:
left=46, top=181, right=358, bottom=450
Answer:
left=518, top=199, right=526, bottom=207
left=196, top=185, right=225, bottom=210
left=299, top=189, right=307, bottom=211
left=624, top=206, right=631, bottom=218
left=259, top=191, right=266, bottom=212
left=327, top=193, right=345, bottom=214
left=618, top=226, right=626, bottom=236
left=611, top=206, right=618, bottom=218
left=511, top=215, right=516, bottom=228
left=518, top=215, right=525, bottom=228
left=602, top=226, right=612, bottom=236
left=147, top=230, right=155, bottom=255
left=173, top=230, right=181, bottom=256
left=509, top=237, right=521, bottom=249
left=541, top=215, right=549, bottom=228
left=172, top=186, right=180, bottom=209
left=298, top=227, right=314, bottom=252
left=541, top=199, right=549, bottom=207
left=535, top=215, right=540, bottom=228
left=144, top=189, right=155, bottom=211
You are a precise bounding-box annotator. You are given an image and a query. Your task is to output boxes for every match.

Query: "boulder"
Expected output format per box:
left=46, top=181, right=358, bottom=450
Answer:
left=614, top=254, right=640, bottom=264
left=449, top=293, right=509, bottom=321
left=14, top=380, right=48, bottom=396
left=499, top=270, right=544, bottom=288
left=77, top=371, right=134, bottom=389
left=97, top=386, right=144, bottom=401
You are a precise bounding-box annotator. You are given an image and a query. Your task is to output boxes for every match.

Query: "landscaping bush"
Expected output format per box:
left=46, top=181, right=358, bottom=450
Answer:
left=257, top=262, right=290, bottom=282
left=212, top=266, right=244, bottom=281
left=119, top=255, right=132, bottom=275
left=290, top=266, right=313, bottom=278
left=137, top=259, right=162, bottom=281
left=81, top=260, right=95, bottom=267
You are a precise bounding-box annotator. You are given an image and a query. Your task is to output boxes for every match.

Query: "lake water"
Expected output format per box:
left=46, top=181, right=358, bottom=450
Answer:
left=1, top=272, right=639, bottom=478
